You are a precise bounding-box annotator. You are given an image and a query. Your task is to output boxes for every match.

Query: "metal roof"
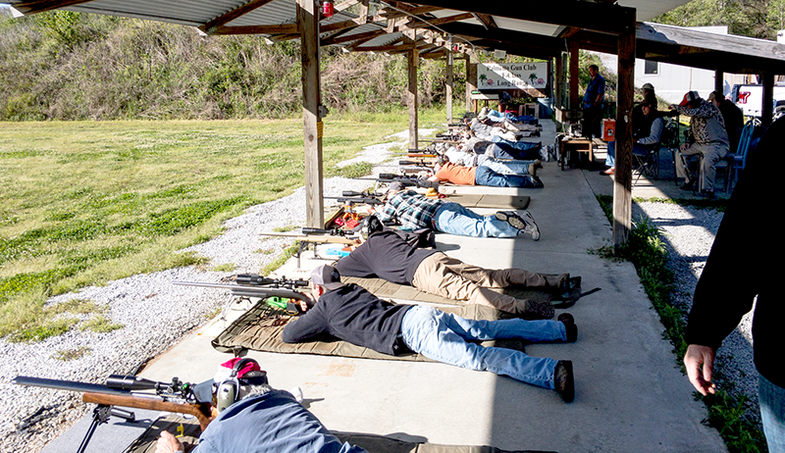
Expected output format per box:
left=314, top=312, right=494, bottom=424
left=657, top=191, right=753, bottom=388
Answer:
left=8, top=0, right=785, bottom=74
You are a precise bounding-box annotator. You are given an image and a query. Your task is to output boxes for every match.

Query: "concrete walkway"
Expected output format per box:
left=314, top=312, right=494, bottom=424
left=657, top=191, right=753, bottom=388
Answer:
left=44, top=120, right=728, bottom=452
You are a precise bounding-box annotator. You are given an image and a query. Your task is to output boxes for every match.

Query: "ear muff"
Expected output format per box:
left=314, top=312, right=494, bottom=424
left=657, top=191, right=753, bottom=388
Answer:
left=216, top=358, right=261, bottom=412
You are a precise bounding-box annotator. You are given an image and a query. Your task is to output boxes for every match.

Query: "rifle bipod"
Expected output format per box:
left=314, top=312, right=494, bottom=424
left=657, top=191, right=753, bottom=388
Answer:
left=78, top=404, right=136, bottom=453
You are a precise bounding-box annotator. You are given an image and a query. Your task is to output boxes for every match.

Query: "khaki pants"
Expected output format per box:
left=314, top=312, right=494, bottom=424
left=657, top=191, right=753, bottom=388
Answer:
left=411, top=252, right=566, bottom=315
left=675, top=142, right=728, bottom=192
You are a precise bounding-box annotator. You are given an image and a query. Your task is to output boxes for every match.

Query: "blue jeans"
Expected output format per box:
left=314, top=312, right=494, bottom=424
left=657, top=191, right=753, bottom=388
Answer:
left=433, top=203, right=521, bottom=237
left=477, top=154, right=532, bottom=175
left=760, top=373, right=785, bottom=453
left=474, top=166, right=530, bottom=187
left=605, top=141, right=651, bottom=167
left=400, top=305, right=564, bottom=389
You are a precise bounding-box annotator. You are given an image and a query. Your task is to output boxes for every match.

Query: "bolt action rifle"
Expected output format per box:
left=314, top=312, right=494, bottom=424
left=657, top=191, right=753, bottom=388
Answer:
left=173, top=275, right=312, bottom=317
left=13, top=374, right=215, bottom=453
left=354, top=173, right=439, bottom=189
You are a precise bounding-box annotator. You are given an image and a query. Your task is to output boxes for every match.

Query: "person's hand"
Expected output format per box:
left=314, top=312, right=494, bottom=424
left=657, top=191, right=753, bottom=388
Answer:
left=683, top=344, right=717, bottom=396
left=155, top=431, right=184, bottom=453
left=680, top=143, right=691, bottom=152
left=366, top=206, right=376, bottom=215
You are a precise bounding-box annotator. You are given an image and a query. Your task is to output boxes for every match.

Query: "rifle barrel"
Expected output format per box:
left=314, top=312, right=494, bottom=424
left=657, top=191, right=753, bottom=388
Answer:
left=13, top=376, right=130, bottom=396
left=172, top=281, right=311, bottom=302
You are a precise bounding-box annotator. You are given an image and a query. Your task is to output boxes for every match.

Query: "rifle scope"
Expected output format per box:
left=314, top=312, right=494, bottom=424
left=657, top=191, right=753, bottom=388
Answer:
left=106, top=375, right=166, bottom=392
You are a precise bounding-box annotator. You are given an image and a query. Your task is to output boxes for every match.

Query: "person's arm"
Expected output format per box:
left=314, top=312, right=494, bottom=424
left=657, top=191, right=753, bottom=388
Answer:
left=637, top=118, right=664, bottom=146
left=282, top=304, right=328, bottom=343
left=374, top=200, right=397, bottom=223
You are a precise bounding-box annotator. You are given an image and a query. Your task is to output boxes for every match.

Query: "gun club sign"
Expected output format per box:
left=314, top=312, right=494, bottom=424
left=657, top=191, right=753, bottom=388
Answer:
left=478, top=63, right=547, bottom=90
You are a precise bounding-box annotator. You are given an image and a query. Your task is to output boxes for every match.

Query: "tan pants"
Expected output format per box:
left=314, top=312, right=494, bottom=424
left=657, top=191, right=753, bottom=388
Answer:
left=411, top=252, right=566, bottom=314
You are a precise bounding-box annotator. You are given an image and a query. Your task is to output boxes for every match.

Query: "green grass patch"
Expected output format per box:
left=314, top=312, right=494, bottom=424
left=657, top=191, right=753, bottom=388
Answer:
left=51, top=346, right=92, bottom=361
left=1, top=113, right=430, bottom=340
left=259, top=242, right=301, bottom=277
left=595, top=195, right=766, bottom=453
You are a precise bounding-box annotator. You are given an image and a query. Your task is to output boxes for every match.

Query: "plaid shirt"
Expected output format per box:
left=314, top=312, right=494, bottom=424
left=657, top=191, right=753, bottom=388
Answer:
left=376, top=190, right=443, bottom=230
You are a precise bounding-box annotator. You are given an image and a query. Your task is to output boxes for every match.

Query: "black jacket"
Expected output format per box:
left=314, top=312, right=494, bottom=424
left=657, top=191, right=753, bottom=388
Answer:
left=281, top=284, right=413, bottom=356
left=685, top=117, right=783, bottom=387
left=334, top=230, right=437, bottom=285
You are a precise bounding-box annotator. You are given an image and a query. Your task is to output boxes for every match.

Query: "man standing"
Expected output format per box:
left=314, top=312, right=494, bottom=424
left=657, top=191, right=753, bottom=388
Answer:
left=369, top=182, right=540, bottom=240
left=683, top=117, right=783, bottom=452
left=334, top=228, right=577, bottom=317
left=582, top=64, right=605, bottom=139
left=282, top=265, right=576, bottom=402
left=670, top=91, right=729, bottom=198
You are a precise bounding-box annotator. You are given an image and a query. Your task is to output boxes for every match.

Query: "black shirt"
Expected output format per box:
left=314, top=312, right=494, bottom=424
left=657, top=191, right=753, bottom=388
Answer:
left=334, top=231, right=437, bottom=285
left=281, top=284, right=413, bottom=356
left=685, top=117, right=783, bottom=387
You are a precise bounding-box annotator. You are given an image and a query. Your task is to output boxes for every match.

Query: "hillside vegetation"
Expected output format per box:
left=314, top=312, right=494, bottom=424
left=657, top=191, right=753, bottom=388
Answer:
left=0, top=11, right=460, bottom=121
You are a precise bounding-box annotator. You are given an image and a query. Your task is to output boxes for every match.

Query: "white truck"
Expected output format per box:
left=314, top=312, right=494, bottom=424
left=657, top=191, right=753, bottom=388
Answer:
left=730, top=83, right=785, bottom=118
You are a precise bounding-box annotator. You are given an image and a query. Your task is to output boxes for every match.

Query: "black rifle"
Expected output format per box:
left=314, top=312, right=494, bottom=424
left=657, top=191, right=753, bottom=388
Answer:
left=173, top=275, right=312, bottom=316
left=355, top=173, right=439, bottom=189
left=324, top=195, right=385, bottom=206
left=13, top=375, right=215, bottom=453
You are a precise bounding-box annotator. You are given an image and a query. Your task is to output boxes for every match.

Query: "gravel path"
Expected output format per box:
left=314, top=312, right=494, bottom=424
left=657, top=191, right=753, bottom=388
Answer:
left=3, top=130, right=755, bottom=452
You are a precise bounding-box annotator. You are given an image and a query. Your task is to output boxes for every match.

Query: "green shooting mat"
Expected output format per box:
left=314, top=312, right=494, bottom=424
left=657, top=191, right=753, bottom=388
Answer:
left=211, top=295, right=526, bottom=360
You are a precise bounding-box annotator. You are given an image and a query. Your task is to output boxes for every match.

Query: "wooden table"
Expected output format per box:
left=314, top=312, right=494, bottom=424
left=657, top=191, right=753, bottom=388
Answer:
left=559, top=137, right=596, bottom=170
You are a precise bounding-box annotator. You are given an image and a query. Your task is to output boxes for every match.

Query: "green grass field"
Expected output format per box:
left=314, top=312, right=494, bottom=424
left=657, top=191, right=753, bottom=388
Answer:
left=0, top=109, right=448, bottom=341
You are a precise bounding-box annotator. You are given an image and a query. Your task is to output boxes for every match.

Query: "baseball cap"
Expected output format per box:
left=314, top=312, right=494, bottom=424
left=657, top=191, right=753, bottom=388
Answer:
left=310, top=264, right=344, bottom=290
left=641, top=83, right=654, bottom=91
left=679, top=91, right=701, bottom=106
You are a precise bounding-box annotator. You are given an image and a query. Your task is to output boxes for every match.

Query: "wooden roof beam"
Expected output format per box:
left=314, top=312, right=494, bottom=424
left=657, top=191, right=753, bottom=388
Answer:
left=201, top=0, right=278, bottom=35
left=10, top=0, right=92, bottom=15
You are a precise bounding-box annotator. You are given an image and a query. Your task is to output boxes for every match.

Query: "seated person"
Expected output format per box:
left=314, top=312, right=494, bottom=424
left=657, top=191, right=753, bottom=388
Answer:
left=282, top=265, right=576, bottom=402
left=335, top=225, right=577, bottom=317
left=155, top=358, right=367, bottom=453
left=429, top=157, right=543, bottom=188
left=369, top=182, right=540, bottom=240
left=603, top=101, right=664, bottom=175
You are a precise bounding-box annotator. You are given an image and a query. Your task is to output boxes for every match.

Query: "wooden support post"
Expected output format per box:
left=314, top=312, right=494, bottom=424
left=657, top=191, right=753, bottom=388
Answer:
left=466, top=58, right=477, bottom=112
left=407, top=44, right=419, bottom=151
left=298, top=0, right=324, bottom=228
left=612, top=30, right=636, bottom=249
left=762, top=72, right=774, bottom=126
left=569, top=41, right=579, bottom=111
left=714, top=70, right=724, bottom=94
left=446, top=51, right=454, bottom=123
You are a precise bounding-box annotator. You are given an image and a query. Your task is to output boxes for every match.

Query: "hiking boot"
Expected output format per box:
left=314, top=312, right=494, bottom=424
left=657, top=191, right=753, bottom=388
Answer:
left=495, top=211, right=540, bottom=241
left=527, top=162, right=538, bottom=176
left=554, top=360, right=574, bottom=403
left=558, top=313, right=577, bottom=342
left=518, top=299, right=554, bottom=319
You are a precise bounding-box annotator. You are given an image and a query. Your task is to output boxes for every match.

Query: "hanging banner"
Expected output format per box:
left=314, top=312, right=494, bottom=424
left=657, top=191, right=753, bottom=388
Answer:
left=477, top=62, right=547, bottom=90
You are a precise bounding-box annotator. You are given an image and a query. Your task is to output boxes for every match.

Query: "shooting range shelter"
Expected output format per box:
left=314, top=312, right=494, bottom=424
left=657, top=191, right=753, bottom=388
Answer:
left=10, top=0, right=785, bottom=247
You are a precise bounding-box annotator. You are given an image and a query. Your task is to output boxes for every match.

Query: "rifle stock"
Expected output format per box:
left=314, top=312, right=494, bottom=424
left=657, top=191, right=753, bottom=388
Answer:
left=81, top=392, right=214, bottom=431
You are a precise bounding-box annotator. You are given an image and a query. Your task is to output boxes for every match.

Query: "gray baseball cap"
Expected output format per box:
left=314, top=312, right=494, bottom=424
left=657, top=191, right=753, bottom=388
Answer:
left=310, top=264, right=344, bottom=290
left=387, top=181, right=405, bottom=192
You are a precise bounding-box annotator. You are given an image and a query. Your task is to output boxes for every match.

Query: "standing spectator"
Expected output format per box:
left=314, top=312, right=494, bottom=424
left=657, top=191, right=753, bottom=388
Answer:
left=581, top=64, right=605, bottom=139
left=683, top=117, right=782, bottom=453
left=709, top=90, right=744, bottom=154
left=669, top=91, right=729, bottom=198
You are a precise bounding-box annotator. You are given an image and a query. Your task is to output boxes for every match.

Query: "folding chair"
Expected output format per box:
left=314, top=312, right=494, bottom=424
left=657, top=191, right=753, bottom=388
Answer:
left=631, top=145, right=659, bottom=187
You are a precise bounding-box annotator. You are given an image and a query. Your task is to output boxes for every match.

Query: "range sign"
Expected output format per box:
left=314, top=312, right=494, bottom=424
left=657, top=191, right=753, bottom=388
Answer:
left=478, top=62, right=547, bottom=90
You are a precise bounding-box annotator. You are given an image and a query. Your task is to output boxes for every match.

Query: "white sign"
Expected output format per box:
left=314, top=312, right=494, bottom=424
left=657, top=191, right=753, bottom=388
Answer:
left=478, top=62, right=547, bottom=90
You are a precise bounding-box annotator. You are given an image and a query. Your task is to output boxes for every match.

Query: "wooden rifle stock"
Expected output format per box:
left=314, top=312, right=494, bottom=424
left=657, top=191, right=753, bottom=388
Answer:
left=82, top=392, right=215, bottom=431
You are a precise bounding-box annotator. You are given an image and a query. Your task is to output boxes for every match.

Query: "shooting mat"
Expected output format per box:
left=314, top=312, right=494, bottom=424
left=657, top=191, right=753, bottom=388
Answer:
left=211, top=293, right=527, bottom=360
left=125, top=414, right=554, bottom=453
left=438, top=193, right=530, bottom=210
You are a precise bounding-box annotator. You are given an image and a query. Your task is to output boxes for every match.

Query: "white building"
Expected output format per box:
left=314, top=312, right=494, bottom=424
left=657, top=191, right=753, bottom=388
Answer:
left=597, top=25, right=750, bottom=104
